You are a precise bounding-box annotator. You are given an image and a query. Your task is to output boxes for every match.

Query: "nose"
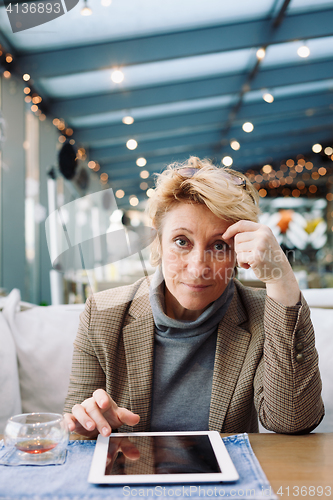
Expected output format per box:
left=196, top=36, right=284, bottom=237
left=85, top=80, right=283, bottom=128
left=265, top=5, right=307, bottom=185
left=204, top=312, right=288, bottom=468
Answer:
left=186, top=248, right=211, bottom=279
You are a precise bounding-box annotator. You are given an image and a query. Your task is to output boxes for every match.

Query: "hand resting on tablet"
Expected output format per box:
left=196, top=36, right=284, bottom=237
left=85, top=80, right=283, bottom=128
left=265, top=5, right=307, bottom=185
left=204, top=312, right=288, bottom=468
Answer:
left=64, top=389, right=140, bottom=437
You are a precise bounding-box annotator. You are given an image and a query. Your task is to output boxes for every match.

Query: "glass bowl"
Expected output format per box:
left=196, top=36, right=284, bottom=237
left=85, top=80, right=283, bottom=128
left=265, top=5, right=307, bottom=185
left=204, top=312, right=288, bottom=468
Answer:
left=3, top=413, right=69, bottom=462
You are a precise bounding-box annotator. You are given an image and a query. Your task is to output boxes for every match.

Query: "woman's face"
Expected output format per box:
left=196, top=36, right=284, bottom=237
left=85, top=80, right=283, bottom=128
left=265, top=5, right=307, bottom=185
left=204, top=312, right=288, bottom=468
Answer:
left=160, top=202, right=236, bottom=321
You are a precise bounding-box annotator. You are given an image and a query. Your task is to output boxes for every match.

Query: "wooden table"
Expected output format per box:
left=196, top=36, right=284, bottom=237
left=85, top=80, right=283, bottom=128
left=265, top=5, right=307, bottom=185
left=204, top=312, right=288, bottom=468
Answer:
left=1, top=433, right=332, bottom=498
left=247, top=433, right=333, bottom=499
left=71, top=432, right=333, bottom=498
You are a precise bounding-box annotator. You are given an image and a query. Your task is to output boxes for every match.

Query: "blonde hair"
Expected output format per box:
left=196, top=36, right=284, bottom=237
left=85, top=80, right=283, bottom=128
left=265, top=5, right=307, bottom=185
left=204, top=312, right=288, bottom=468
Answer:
left=147, top=156, right=260, bottom=266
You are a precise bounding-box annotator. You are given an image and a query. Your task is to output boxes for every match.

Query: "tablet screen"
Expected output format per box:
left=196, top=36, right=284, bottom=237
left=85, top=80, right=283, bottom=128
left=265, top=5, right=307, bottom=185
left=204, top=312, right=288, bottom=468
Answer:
left=105, top=434, right=221, bottom=476
left=88, top=431, right=239, bottom=484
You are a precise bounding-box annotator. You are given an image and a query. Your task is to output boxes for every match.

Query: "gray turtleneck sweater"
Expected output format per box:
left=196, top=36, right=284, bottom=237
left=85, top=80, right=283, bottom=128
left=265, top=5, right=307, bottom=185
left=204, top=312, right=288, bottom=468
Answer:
left=149, top=268, right=234, bottom=432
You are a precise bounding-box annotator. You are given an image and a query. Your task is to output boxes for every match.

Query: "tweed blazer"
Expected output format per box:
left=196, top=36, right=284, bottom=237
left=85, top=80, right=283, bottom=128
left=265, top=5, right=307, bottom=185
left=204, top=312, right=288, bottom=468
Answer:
left=64, top=277, right=324, bottom=434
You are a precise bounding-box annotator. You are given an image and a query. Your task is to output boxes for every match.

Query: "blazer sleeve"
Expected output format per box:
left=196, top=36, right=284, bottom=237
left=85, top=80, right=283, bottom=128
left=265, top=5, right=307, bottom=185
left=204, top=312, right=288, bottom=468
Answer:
left=63, top=296, right=106, bottom=414
left=254, top=293, right=325, bottom=433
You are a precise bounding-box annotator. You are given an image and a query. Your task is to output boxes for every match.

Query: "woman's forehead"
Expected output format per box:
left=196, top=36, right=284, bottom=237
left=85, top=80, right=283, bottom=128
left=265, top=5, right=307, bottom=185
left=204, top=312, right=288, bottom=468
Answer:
left=162, top=203, right=231, bottom=232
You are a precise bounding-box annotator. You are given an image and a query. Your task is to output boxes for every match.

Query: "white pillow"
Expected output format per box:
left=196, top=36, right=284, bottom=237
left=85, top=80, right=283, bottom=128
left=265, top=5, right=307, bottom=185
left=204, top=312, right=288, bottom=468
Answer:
left=0, top=310, right=21, bottom=433
left=302, top=288, right=333, bottom=308
left=2, top=289, right=84, bottom=415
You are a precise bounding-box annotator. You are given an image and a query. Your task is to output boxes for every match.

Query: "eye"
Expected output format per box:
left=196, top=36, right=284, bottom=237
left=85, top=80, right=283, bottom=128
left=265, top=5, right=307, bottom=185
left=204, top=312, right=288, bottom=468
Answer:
left=174, top=238, right=188, bottom=248
left=213, top=241, right=228, bottom=252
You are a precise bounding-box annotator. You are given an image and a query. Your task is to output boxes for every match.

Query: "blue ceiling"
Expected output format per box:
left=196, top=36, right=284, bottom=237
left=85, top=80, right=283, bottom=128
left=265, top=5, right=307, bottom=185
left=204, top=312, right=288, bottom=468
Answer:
left=0, top=0, right=333, bottom=206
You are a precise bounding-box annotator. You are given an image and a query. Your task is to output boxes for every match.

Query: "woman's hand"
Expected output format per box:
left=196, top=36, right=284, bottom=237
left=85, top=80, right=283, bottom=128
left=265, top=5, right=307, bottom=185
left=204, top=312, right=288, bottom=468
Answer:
left=222, top=220, right=301, bottom=306
left=63, top=389, right=140, bottom=437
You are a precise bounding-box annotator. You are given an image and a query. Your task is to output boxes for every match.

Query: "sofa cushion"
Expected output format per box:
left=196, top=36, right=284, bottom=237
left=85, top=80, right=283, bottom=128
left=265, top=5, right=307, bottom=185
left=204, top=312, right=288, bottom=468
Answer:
left=2, top=289, right=84, bottom=416
left=0, top=311, right=21, bottom=433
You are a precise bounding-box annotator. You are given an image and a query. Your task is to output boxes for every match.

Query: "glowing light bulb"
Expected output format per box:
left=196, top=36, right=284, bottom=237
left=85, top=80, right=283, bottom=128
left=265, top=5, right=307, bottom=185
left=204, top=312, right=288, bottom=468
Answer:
left=116, top=189, right=125, bottom=198
left=129, top=196, right=139, bottom=206
left=126, top=139, right=138, bottom=150
left=297, top=45, right=310, bottom=58
left=263, top=93, right=274, bottom=103
left=312, top=143, right=322, bottom=153
left=230, top=140, right=240, bottom=151
left=222, top=156, right=233, bottom=167
left=111, top=70, right=124, bottom=83
left=136, top=157, right=147, bottom=167
left=256, top=48, right=266, bottom=60
left=242, top=122, right=254, bottom=133
left=122, top=116, right=134, bottom=125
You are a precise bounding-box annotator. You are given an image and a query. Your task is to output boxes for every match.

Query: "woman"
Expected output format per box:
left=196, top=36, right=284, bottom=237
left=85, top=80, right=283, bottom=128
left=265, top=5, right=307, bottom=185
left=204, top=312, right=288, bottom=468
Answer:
left=64, top=157, right=324, bottom=437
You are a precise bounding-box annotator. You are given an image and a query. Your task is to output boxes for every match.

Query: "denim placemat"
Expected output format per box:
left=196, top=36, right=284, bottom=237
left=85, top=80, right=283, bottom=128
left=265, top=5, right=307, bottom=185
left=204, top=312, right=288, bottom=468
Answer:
left=0, top=433, right=277, bottom=500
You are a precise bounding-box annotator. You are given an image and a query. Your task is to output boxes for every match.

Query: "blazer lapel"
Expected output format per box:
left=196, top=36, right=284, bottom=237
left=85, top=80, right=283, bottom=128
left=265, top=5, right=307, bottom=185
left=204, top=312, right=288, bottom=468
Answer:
left=209, top=287, right=251, bottom=431
left=122, top=278, right=155, bottom=431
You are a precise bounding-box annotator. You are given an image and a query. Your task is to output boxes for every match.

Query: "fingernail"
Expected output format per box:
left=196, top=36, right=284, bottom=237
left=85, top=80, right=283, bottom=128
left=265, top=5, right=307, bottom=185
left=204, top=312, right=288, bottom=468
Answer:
left=86, top=421, right=94, bottom=430
left=102, top=427, right=109, bottom=436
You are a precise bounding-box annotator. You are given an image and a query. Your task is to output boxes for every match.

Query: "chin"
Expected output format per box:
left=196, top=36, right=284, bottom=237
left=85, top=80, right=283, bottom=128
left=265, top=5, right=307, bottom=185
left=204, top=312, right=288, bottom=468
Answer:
left=178, top=296, right=212, bottom=312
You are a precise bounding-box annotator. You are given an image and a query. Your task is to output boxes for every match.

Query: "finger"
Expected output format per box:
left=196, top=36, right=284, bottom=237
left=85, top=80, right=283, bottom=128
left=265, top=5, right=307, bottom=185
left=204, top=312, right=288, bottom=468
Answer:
left=223, top=220, right=259, bottom=241
left=72, top=403, right=97, bottom=432
left=93, top=389, right=118, bottom=411
left=236, top=251, right=252, bottom=269
left=93, top=390, right=140, bottom=429
left=81, top=401, right=113, bottom=436
left=63, top=413, right=77, bottom=433
left=120, top=438, right=141, bottom=461
left=117, top=407, right=140, bottom=427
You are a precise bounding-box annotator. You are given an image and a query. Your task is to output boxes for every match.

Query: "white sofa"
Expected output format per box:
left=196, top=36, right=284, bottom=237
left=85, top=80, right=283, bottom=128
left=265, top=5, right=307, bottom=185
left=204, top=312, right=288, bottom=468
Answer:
left=0, top=288, right=332, bottom=434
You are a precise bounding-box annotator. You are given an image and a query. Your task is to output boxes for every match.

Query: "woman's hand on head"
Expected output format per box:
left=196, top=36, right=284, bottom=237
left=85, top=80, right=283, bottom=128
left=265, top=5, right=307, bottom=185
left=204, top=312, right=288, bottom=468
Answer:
left=222, top=220, right=300, bottom=306
left=63, top=389, right=140, bottom=438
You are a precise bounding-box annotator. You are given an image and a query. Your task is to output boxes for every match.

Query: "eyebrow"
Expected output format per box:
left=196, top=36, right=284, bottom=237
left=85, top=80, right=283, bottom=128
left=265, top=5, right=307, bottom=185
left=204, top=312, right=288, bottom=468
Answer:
left=171, top=228, right=224, bottom=239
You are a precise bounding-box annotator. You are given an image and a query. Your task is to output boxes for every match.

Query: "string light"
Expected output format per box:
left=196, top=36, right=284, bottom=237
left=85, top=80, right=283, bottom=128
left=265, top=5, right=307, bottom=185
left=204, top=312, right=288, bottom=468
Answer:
left=136, top=157, right=147, bottom=167
left=116, top=189, right=125, bottom=198
left=222, top=156, right=233, bottom=167
left=23, top=74, right=30, bottom=81
left=242, top=122, right=254, bottom=133
left=122, top=116, right=134, bottom=125
left=256, top=48, right=266, bottom=60
left=262, top=164, right=272, bottom=174
left=230, top=140, right=240, bottom=151
left=126, top=139, right=138, bottom=150
left=312, top=143, right=322, bottom=153
left=111, top=70, right=124, bottom=83
left=297, top=45, right=310, bottom=58
left=129, top=196, right=139, bottom=206
left=140, top=170, right=149, bottom=179
left=263, top=93, right=274, bottom=103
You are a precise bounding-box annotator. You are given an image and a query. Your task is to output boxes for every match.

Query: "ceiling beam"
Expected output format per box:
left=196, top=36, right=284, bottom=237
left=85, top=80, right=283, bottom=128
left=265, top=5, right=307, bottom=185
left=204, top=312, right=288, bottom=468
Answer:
left=15, top=7, right=333, bottom=79
left=89, top=111, right=333, bottom=162
left=52, top=58, right=333, bottom=119
left=74, top=91, right=333, bottom=146
left=99, top=129, right=333, bottom=182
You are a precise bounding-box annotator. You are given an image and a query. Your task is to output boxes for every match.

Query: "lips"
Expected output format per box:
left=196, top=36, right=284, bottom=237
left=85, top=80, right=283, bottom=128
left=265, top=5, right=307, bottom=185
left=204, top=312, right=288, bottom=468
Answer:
left=182, top=283, right=210, bottom=290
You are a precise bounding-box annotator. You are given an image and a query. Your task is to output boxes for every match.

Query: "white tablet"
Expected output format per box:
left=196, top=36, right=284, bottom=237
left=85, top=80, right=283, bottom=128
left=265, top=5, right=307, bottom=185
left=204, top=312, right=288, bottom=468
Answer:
left=88, top=431, right=239, bottom=484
